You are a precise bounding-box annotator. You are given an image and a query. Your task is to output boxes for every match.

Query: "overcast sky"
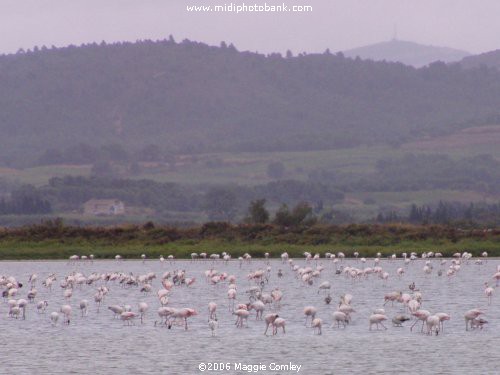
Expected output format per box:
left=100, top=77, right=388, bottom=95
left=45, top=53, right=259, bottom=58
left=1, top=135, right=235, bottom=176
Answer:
left=1, top=0, right=499, bottom=55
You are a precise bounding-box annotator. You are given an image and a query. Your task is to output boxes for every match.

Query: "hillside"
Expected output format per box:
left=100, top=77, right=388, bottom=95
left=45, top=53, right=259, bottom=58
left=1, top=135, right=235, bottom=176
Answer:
left=1, top=39, right=500, bottom=167
left=460, top=49, right=500, bottom=70
left=343, top=39, right=470, bottom=67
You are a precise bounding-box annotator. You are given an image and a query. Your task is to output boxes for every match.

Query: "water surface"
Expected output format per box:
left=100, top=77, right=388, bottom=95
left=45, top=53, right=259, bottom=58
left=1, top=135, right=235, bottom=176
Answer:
left=0, top=257, right=498, bottom=374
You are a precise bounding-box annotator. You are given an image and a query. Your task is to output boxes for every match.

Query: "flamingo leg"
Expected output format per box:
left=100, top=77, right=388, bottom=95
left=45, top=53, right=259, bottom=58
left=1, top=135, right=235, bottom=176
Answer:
left=410, top=319, right=418, bottom=331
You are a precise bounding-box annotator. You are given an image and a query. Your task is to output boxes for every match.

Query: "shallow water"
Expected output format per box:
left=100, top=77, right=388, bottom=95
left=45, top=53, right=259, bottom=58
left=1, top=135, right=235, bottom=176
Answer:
left=0, top=257, right=498, bottom=375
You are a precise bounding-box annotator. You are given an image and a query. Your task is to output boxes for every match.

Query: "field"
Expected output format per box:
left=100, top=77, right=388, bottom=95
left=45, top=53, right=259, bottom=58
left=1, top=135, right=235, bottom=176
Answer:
left=2, top=129, right=500, bottom=224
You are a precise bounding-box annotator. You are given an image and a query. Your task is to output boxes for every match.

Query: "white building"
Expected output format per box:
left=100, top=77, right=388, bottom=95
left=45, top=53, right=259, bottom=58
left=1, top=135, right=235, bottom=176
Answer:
left=83, top=199, right=125, bottom=216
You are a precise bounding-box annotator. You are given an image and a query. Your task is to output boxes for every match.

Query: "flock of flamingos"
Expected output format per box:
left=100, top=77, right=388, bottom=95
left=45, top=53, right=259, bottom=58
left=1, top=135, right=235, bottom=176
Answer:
left=1, top=250, right=498, bottom=337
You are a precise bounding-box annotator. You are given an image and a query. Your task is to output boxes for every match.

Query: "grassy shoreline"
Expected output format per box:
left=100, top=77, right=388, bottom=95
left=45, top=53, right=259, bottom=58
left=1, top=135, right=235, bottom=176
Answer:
left=0, top=222, right=498, bottom=260
left=0, top=238, right=497, bottom=260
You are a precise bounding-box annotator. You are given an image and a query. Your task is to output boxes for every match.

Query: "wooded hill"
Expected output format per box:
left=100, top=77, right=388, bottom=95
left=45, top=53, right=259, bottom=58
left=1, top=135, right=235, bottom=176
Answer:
left=2, top=39, right=500, bottom=167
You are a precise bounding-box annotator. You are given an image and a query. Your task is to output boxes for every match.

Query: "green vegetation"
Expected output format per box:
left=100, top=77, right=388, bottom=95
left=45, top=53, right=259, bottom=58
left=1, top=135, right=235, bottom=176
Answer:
left=2, top=41, right=500, bottom=226
left=0, top=222, right=498, bottom=260
left=2, top=40, right=500, bottom=167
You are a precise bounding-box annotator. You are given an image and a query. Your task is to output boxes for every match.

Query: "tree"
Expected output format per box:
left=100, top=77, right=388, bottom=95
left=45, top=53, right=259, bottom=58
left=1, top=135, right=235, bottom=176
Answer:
left=2, top=184, right=52, bottom=214
left=91, top=160, right=115, bottom=177
left=273, top=204, right=293, bottom=226
left=267, top=162, right=285, bottom=179
left=290, top=202, right=316, bottom=226
left=37, top=149, right=64, bottom=165
left=137, top=144, right=161, bottom=162
left=128, top=161, right=143, bottom=175
left=99, top=144, right=129, bottom=162
left=204, top=187, right=237, bottom=222
left=245, top=199, right=269, bottom=224
left=273, top=202, right=316, bottom=226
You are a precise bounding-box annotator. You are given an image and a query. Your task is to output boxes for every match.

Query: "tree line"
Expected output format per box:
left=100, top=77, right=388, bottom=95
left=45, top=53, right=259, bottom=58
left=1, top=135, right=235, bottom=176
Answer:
left=376, top=201, right=500, bottom=226
left=2, top=38, right=500, bottom=167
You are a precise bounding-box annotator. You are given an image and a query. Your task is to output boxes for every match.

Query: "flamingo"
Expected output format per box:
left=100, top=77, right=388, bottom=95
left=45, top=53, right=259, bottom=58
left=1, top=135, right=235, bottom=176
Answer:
left=60, top=305, right=72, bottom=324
left=10, top=306, right=21, bottom=319
left=249, top=300, right=265, bottom=320
left=18, top=299, right=28, bottom=320
left=264, top=313, right=279, bottom=335
left=121, top=311, right=137, bottom=325
left=332, top=311, right=349, bottom=328
left=208, top=302, right=217, bottom=321
left=303, top=306, right=317, bottom=326
left=273, top=317, right=286, bottom=335
left=392, top=314, right=410, bottom=327
left=156, top=307, right=175, bottom=326
left=435, top=312, right=450, bottom=332
left=234, top=309, right=250, bottom=328
left=227, top=288, right=237, bottom=311
left=318, top=281, right=331, bottom=294
left=369, top=314, right=388, bottom=330
left=27, top=288, right=37, bottom=302
left=471, top=317, right=488, bottom=329
left=208, top=319, right=218, bottom=336
left=338, top=304, right=355, bottom=321
left=138, top=302, right=149, bottom=323
left=492, top=272, right=500, bottom=286
left=50, top=312, right=59, bottom=325
left=484, top=283, right=494, bottom=304
left=383, top=291, right=401, bottom=306
left=271, top=288, right=283, bottom=308
left=37, top=300, right=48, bottom=313
left=464, top=309, right=483, bottom=331
left=312, top=318, right=322, bottom=335
left=410, top=310, right=431, bottom=332
left=79, top=300, right=89, bottom=317
left=108, top=305, right=125, bottom=318
left=426, top=315, right=440, bottom=335
left=170, top=308, right=197, bottom=330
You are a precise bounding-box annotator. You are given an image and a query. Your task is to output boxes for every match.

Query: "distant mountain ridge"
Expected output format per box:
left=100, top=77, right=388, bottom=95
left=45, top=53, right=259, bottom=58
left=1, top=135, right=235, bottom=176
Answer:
left=460, top=50, right=500, bottom=70
left=343, top=39, right=470, bottom=67
left=0, top=39, right=500, bottom=167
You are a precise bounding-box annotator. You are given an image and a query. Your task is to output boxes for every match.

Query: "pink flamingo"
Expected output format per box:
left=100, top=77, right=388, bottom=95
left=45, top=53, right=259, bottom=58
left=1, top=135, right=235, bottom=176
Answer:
left=384, top=291, right=402, bottom=306
left=171, top=308, right=197, bottom=330
left=60, top=304, right=72, bottom=324
left=264, top=313, right=279, bottom=335
left=249, top=300, right=265, bottom=320
left=120, top=311, right=137, bottom=325
left=234, top=309, right=250, bottom=328
left=312, top=318, right=322, bottom=335
left=471, top=317, right=488, bottom=329
left=464, top=309, right=483, bottom=331
left=303, top=306, right=317, bottom=326
left=138, top=302, right=149, bottom=323
left=369, top=314, right=388, bottom=330
left=208, top=302, right=217, bottom=321
left=227, top=288, right=237, bottom=312
left=426, top=315, right=440, bottom=335
left=484, top=283, right=494, bottom=304
left=410, top=310, right=431, bottom=332
left=492, top=272, right=500, bottom=286
left=332, top=311, right=349, bottom=328
left=273, top=317, right=286, bottom=335
left=271, top=288, right=283, bottom=309
left=435, top=312, right=450, bottom=332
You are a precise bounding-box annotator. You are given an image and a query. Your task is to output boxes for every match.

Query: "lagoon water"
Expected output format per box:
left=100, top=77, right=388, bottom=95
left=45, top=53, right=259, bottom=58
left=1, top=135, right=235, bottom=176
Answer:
left=0, top=257, right=498, bottom=375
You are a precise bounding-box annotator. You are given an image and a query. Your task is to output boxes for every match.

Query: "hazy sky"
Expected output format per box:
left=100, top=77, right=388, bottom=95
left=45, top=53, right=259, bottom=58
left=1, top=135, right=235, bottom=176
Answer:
left=1, top=0, right=499, bottom=55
